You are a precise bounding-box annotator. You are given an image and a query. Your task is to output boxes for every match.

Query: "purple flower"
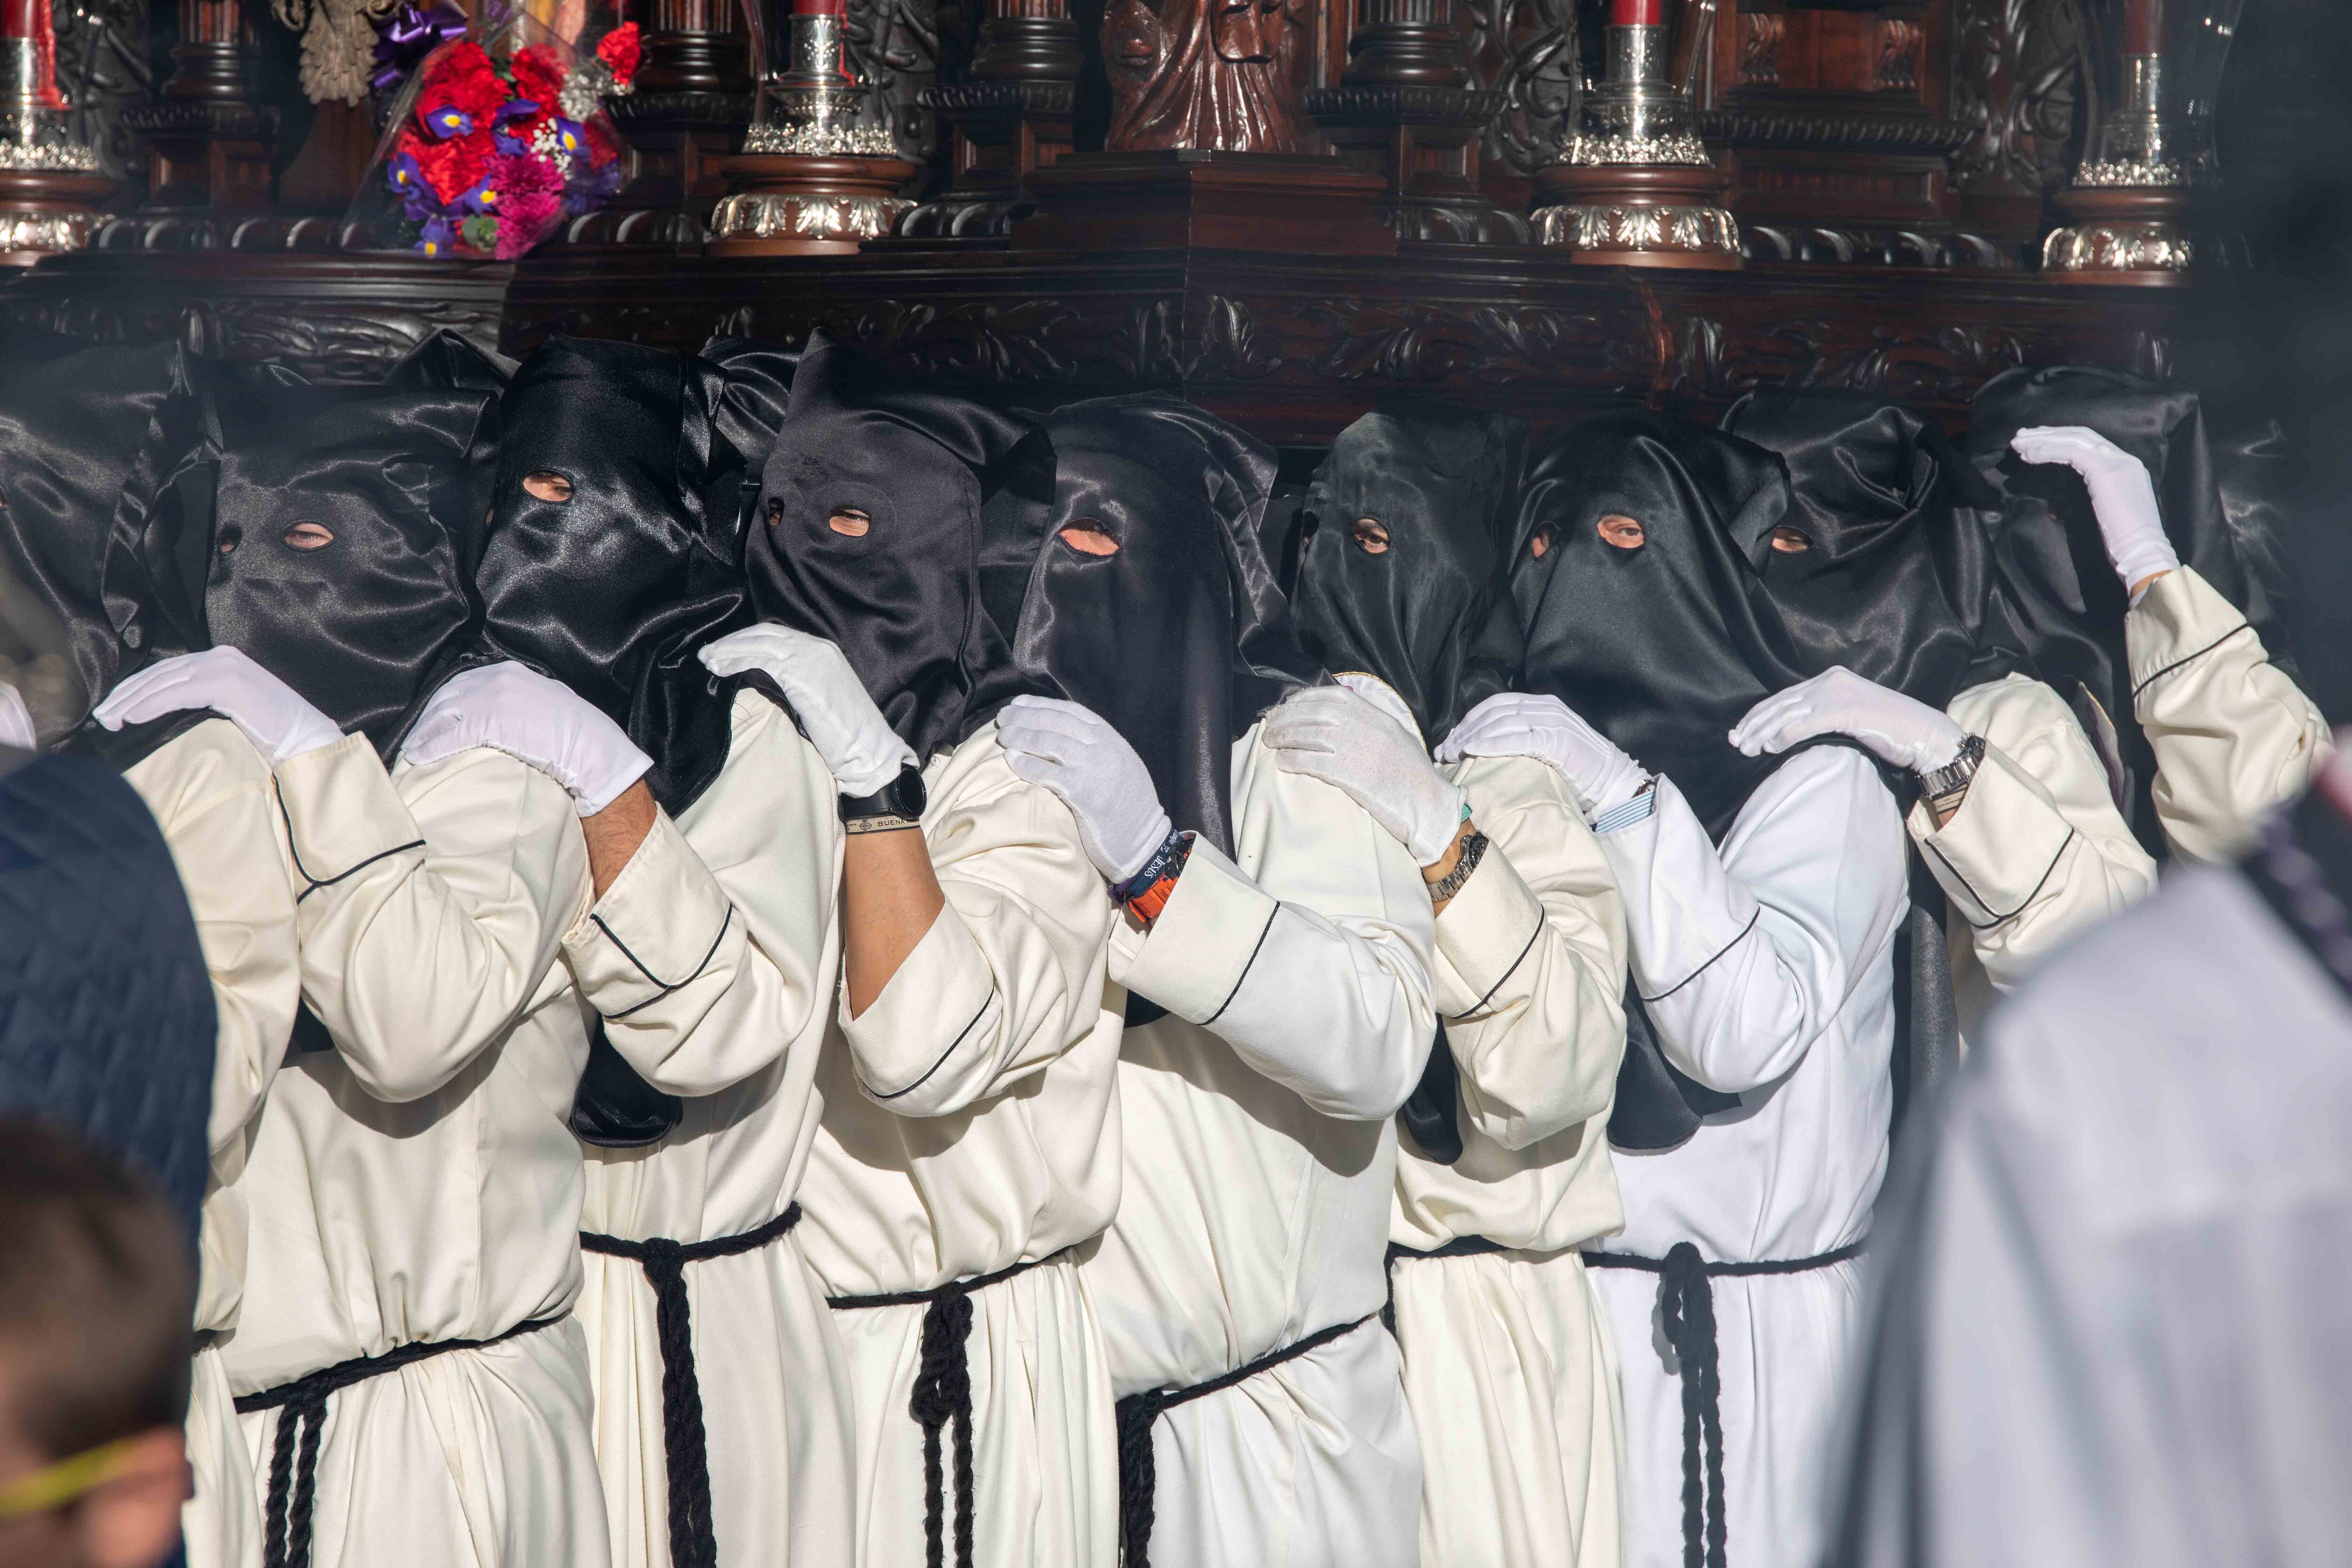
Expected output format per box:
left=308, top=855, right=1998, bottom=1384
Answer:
left=414, top=214, right=457, bottom=256
left=452, top=173, right=501, bottom=214
left=565, top=153, right=624, bottom=215
left=423, top=105, right=476, bottom=140
left=550, top=118, right=588, bottom=158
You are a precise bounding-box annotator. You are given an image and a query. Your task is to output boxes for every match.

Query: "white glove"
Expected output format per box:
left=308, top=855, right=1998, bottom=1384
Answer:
left=401, top=662, right=653, bottom=817
left=996, top=695, right=1173, bottom=883
left=1437, top=692, right=1651, bottom=820
left=93, top=646, right=343, bottom=766
left=1264, top=684, right=1466, bottom=865
left=1729, top=667, right=1965, bottom=773
left=2010, top=424, right=2179, bottom=593
left=0, top=682, right=34, bottom=750
left=697, top=624, right=915, bottom=797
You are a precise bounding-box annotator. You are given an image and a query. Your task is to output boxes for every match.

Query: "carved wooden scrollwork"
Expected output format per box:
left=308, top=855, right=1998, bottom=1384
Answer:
left=1670, top=311, right=2055, bottom=408
left=1457, top=0, right=1579, bottom=177
left=846, top=0, right=945, bottom=160
left=1950, top=0, right=2084, bottom=199
left=53, top=0, right=153, bottom=189
left=1740, top=12, right=1783, bottom=88
left=1193, top=293, right=1649, bottom=391
left=1875, top=18, right=1920, bottom=92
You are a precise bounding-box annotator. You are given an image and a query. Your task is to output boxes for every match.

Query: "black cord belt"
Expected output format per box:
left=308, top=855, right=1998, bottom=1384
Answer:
left=1113, top=1311, right=1381, bottom=1568
left=826, top=1246, right=1075, bottom=1568
left=580, top=1204, right=804, bottom=1568
left=233, top=1314, right=563, bottom=1568
left=1584, top=1240, right=1866, bottom=1568
left=1381, top=1234, right=1510, bottom=1329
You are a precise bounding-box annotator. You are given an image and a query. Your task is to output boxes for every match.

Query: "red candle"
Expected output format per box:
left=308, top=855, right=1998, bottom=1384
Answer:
left=792, top=0, right=844, bottom=13
left=2123, top=0, right=2163, bottom=54
left=0, top=0, right=36, bottom=40
left=1611, top=0, right=1661, bottom=22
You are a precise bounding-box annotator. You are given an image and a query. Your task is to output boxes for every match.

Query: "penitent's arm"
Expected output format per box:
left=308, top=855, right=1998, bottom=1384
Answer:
left=1113, top=729, right=1438, bottom=1123
left=2129, top=564, right=2332, bottom=863
left=274, top=734, right=588, bottom=1103
left=1434, top=753, right=1627, bottom=1153
left=835, top=730, right=1112, bottom=1120
left=1907, top=674, right=2157, bottom=992
left=563, top=699, right=834, bottom=1098
left=1597, top=745, right=1908, bottom=1096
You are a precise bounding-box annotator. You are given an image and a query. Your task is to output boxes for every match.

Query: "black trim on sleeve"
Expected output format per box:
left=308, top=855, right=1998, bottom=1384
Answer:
left=590, top=907, right=734, bottom=995
left=1448, top=919, right=1545, bottom=1021
left=863, top=994, right=994, bottom=1102
left=1923, top=827, right=2076, bottom=931
left=2130, top=621, right=2252, bottom=700
left=276, top=782, right=427, bottom=902
left=1203, top=904, right=1282, bottom=1027
left=1637, top=909, right=1760, bottom=1004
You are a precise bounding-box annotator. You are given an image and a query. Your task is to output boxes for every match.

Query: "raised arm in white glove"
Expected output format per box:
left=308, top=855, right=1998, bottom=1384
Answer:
left=697, top=623, right=916, bottom=796
left=1264, top=684, right=1467, bottom=866
left=400, top=661, right=652, bottom=816
left=1437, top=691, right=1651, bottom=821
left=0, top=682, right=33, bottom=750
left=2010, top=424, right=2180, bottom=596
left=1729, top=667, right=1965, bottom=773
left=93, top=646, right=343, bottom=765
left=996, top=694, right=1173, bottom=883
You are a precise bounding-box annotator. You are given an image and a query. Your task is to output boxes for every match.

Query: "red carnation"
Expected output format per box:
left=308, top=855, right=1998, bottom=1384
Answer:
left=596, top=23, right=641, bottom=87
left=417, top=41, right=509, bottom=130
left=413, top=129, right=495, bottom=203
left=584, top=119, right=621, bottom=167
left=509, top=45, right=565, bottom=109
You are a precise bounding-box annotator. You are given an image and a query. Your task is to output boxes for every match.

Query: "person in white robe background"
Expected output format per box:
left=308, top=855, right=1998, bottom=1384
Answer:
left=1717, top=390, right=2155, bottom=1035
left=1284, top=404, right=1631, bottom=1568
left=1493, top=412, right=1909, bottom=1568
left=696, top=334, right=1119, bottom=1568
left=94, top=362, right=661, bottom=1568
left=425, top=334, right=856, bottom=1568
left=990, top=395, right=1441, bottom=1568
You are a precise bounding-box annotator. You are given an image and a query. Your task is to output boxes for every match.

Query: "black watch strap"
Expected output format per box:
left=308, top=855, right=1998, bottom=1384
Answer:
left=840, top=764, right=927, bottom=831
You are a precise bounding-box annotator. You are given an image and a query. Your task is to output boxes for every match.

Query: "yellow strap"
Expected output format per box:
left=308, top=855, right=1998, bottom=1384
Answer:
left=0, top=1436, right=137, bottom=1521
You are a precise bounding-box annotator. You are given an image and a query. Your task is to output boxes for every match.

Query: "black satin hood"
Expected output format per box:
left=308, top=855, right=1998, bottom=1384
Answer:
left=188, top=363, right=489, bottom=760
left=1723, top=387, right=2024, bottom=711
left=0, top=338, right=197, bottom=747
left=992, top=393, right=1321, bottom=858
left=1294, top=405, right=1527, bottom=742
left=747, top=330, right=1041, bottom=762
left=477, top=335, right=756, bottom=813
left=1511, top=412, right=1804, bottom=844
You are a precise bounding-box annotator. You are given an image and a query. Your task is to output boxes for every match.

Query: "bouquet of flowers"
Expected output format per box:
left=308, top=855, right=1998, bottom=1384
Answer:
left=374, top=22, right=641, bottom=260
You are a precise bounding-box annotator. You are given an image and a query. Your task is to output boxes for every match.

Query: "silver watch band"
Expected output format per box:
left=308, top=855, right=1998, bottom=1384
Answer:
left=1917, top=733, right=1986, bottom=801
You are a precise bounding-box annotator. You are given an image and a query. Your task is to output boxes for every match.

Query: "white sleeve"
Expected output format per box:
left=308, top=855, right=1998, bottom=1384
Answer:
left=1434, top=753, right=1627, bottom=1152
left=1909, top=675, right=2158, bottom=992
left=2129, top=565, right=2332, bottom=862
left=562, top=698, right=838, bottom=1098
left=1597, top=745, right=1907, bottom=1095
left=837, top=735, right=1112, bottom=1119
left=273, top=735, right=588, bottom=1104
left=1112, top=732, right=1438, bottom=1122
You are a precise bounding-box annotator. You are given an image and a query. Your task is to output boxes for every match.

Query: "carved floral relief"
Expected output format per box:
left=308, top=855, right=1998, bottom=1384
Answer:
left=1103, top=0, right=1311, bottom=151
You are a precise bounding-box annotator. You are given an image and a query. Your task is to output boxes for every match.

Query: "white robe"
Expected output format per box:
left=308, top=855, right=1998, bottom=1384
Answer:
left=230, top=734, right=608, bottom=1568
left=794, top=719, right=1120, bottom=1568
left=1913, top=675, right=2157, bottom=1033
left=1391, top=750, right=1629, bottom=1568
left=123, top=719, right=299, bottom=1568
left=1829, top=857, right=2352, bottom=1567
left=2128, top=564, right=2330, bottom=862
left=1591, top=745, right=1907, bottom=1568
left=561, top=691, right=856, bottom=1568
left=1083, top=687, right=1437, bottom=1568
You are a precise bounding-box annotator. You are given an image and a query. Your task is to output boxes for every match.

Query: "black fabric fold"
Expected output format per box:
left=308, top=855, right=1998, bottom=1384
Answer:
left=986, top=392, right=1320, bottom=861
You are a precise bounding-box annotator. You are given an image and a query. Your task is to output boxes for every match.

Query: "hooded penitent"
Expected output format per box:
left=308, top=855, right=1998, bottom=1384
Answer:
left=0, top=337, right=199, bottom=755
left=177, top=356, right=493, bottom=762
left=1964, top=367, right=2274, bottom=848
left=746, top=330, right=1043, bottom=761
left=1511, top=412, right=1806, bottom=1151
left=992, top=393, right=1321, bottom=860
left=1291, top=405, right=1528, bottom=745
left=476, top=334, right=763, bottom=815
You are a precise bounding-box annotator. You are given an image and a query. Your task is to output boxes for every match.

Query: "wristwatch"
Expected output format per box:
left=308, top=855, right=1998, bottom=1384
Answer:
left=1425, top=828, right=1488, bottom=904
left=1916, top=733, right=1986, bottom=804
left=840, top=764, right=927, bottom=834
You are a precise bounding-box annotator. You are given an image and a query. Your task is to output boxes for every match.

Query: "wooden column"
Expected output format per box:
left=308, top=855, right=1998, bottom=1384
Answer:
left=584, top=0, right=755, bottom=244
left=122, top=0, right=276, bottom=213
left=891, top=0, right=1079, bottom=242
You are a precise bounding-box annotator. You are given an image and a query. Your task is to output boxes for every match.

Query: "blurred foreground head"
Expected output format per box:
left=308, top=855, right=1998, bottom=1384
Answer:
left=0, top=1118, right=193, bottom=1568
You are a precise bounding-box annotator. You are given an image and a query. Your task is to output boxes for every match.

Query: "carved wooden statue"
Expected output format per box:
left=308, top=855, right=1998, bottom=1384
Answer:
left=1102, top=0, right=1310, bottom=151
